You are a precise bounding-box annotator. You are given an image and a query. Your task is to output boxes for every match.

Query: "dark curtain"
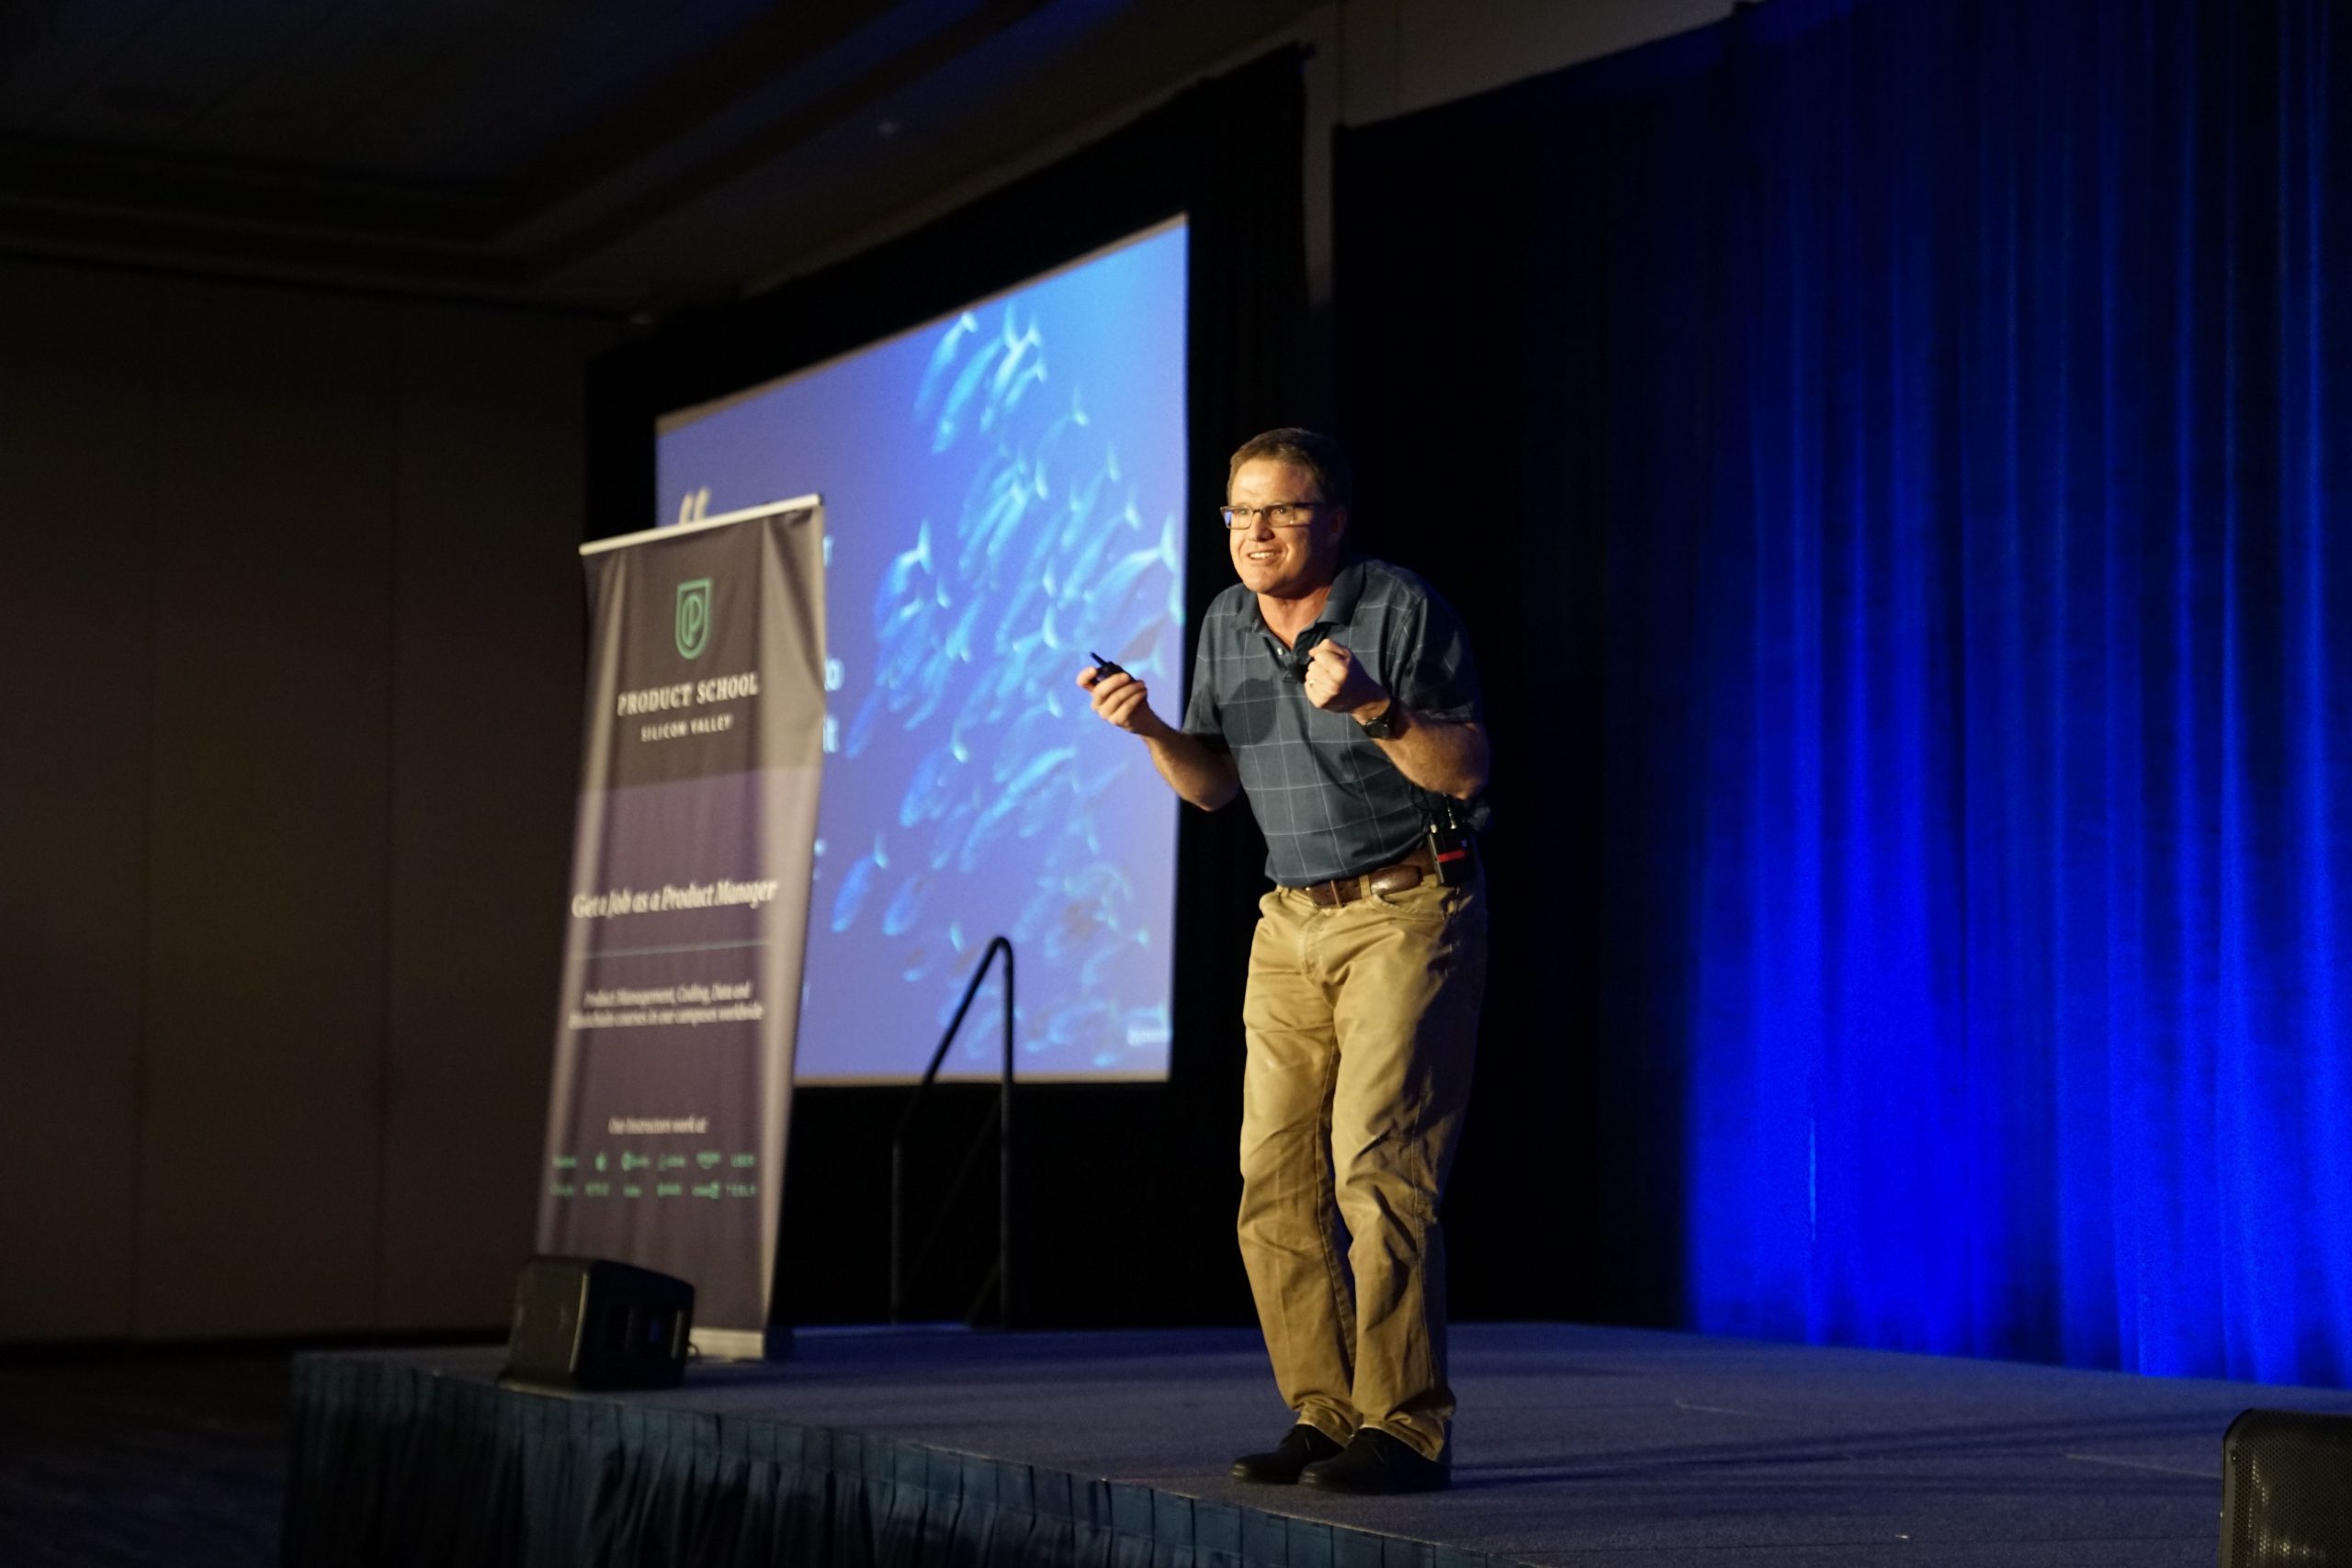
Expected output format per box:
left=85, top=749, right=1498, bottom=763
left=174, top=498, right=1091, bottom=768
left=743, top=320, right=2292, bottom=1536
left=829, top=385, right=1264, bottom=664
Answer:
left=1339, top=0, right=2352, bottom=1381
left=589, top=49, right=1310, bottom=1329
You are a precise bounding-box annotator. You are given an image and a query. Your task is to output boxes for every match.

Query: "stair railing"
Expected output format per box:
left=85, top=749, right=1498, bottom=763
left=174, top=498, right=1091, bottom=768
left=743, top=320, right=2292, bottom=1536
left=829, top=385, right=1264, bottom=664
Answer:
left=888, top=936, right=1013, bottom=1326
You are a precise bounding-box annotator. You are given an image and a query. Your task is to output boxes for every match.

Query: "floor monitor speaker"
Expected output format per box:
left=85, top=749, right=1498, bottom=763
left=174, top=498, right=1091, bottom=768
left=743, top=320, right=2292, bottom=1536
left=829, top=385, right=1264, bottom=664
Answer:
left=2223, top=1408, right=2352, bottom=1566
left=502, top=1255, right=694, bottom=1392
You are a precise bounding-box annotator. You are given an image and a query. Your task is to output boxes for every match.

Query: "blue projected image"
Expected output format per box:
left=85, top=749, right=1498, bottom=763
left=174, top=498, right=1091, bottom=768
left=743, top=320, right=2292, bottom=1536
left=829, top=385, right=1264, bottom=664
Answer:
left=656, top=221, right=1187, bottom=1081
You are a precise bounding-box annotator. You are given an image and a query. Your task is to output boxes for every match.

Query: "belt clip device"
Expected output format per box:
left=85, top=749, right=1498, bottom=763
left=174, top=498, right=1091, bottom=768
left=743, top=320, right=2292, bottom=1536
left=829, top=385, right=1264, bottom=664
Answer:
left=1427, top=799, right=1476, bottom=887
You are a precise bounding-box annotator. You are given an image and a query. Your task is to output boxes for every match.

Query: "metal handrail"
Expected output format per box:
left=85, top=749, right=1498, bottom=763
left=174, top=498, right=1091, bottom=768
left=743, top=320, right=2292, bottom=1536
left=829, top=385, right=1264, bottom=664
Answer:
left=888, top=936, right=1013, bottom=1326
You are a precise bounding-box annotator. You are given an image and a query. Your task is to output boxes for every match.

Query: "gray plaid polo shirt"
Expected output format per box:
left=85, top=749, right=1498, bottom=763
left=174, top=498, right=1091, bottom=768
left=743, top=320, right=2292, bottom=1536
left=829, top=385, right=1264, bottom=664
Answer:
left=1182, top=556, right=1483, bottom=886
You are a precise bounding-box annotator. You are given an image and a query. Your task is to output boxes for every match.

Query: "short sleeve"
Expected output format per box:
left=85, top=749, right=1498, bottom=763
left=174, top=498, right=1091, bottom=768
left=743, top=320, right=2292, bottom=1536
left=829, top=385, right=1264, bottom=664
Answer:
left=1181, top=623, right=1223, bottom=739
left=1394, top=587, right=1482, bottom=726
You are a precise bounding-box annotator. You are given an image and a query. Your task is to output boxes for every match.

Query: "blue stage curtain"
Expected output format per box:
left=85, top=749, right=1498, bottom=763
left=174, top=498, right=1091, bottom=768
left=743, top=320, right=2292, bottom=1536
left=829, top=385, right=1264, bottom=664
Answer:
left=1683, top=0, right=2352, bottom=1383
left=1338, top=0, right=2352, bottom=1381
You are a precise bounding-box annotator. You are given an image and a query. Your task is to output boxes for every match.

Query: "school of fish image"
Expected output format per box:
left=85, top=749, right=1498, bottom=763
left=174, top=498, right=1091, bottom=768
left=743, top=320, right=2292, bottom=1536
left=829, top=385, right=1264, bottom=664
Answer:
left=817, top=304, right=1181, bottom=1071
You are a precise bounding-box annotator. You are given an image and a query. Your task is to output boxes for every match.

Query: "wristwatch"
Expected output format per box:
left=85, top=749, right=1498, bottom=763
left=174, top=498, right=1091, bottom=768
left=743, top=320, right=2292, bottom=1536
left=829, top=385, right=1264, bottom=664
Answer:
left=1357, top=700, right=1402, bottom=739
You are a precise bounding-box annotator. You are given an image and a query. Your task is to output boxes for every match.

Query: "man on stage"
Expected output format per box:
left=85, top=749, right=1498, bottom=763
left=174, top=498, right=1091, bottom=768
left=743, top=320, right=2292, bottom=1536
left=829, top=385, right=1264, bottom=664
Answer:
left=1078, top=428, right=1489, bottom=1495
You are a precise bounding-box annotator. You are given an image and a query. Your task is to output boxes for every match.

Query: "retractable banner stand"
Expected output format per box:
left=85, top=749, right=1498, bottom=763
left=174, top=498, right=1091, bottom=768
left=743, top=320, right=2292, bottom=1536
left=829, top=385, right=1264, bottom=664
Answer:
left=537, top=499, right=826, bottom=1359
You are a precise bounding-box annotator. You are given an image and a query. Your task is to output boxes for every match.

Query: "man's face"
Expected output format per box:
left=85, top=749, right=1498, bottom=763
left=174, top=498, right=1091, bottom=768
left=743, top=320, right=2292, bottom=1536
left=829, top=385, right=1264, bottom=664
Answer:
left=1227, top=457, right=1347, bottom=599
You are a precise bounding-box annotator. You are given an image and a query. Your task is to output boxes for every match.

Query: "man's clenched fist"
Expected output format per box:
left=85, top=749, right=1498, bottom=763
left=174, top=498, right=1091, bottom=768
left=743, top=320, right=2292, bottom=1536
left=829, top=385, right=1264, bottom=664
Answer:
left=1302, top=640, right=1388, bottom=719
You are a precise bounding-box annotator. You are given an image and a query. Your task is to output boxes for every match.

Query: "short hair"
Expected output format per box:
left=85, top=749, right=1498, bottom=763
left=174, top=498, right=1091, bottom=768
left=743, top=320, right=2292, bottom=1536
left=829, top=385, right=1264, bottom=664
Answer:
left=1227, top=427, right=1353, bottom=508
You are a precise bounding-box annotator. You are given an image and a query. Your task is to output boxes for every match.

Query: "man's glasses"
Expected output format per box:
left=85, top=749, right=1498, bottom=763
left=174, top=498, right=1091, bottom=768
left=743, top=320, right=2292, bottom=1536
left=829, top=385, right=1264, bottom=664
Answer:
left=1220, top=501, right=1325, bottom=529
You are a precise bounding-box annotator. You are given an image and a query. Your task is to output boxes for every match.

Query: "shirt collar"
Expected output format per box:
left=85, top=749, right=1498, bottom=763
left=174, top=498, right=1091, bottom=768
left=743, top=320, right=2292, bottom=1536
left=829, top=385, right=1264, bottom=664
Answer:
left=1317, top=556, right=1367, bottom=626
left=1235, top=555, right=1367, bottom=640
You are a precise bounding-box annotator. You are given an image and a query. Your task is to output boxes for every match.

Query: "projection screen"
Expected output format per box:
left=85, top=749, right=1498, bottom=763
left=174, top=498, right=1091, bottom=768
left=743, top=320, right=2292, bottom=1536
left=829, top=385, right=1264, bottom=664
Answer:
left=654, top=220, right=1187, bottom=1082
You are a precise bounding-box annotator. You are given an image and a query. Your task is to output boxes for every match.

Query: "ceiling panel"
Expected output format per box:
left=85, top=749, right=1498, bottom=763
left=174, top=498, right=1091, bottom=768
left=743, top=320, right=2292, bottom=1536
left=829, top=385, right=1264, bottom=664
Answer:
left=0, top=0, right=180, bottom=133
left=542, top=0, right=1320, bottom=301
left=0, top=0, right=1327, bottom=310
left=31, top=0, right=336, bottom=143
left=328, top=0, right=778, bottom=180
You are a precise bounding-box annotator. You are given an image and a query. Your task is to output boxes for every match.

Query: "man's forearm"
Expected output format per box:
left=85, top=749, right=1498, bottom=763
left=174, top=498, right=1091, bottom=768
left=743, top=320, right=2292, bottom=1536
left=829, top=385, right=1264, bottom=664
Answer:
left=1140, top=723, right=1241, bottom=810
left=1367, top=710, right=1488, bottom=800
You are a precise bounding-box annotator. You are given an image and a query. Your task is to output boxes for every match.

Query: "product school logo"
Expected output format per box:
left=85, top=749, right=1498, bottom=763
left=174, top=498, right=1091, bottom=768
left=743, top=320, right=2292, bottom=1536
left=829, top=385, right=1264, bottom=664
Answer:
left=675, top=578, right=713, bottom=660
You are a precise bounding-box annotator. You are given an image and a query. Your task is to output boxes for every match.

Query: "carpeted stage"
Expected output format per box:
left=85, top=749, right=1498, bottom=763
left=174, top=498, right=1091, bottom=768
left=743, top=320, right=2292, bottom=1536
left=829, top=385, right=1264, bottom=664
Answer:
left=283, top=1322, right=2346, bottom=1567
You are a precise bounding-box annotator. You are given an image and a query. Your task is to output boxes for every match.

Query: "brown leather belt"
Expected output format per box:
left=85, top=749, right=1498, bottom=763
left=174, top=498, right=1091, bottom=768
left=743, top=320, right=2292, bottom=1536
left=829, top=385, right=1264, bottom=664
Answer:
left=1296, top=845, right=1437, bottom=908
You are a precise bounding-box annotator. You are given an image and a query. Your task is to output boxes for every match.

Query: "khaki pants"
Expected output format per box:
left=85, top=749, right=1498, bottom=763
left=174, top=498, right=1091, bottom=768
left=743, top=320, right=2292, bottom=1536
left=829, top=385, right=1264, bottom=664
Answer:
left=1236, top=873, right=1487, bottom=1461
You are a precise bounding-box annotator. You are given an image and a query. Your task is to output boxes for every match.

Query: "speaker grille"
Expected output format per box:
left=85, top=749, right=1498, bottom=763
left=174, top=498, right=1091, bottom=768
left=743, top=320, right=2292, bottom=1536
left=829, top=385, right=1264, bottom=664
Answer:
left=503, top=1255, right=694, bottom=1391
left=2223, top=1409, right=2352, bottom=1567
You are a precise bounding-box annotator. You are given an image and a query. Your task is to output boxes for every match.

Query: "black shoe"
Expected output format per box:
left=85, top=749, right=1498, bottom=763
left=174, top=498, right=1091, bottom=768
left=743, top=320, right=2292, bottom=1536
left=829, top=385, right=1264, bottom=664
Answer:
left=1229, top=1423, right=1345, bottom=1483
left=1297, top=1427, right=1450, bottom=1495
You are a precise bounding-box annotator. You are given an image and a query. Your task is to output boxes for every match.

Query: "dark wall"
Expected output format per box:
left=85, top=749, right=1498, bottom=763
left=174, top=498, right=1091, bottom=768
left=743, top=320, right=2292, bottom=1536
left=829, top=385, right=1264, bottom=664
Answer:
left=0, top=259, right=616, bottom=1341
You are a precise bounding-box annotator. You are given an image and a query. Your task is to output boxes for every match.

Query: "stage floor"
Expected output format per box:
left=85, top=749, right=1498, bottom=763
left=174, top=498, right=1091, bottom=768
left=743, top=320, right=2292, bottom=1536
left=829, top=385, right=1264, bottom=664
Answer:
left=300, top=1323, right=2351, bottom=1567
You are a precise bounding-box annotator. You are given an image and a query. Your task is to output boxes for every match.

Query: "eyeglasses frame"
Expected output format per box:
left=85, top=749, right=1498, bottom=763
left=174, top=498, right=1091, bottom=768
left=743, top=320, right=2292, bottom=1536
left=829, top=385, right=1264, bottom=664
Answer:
left=1219, top=500, right=1329, bottom=530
